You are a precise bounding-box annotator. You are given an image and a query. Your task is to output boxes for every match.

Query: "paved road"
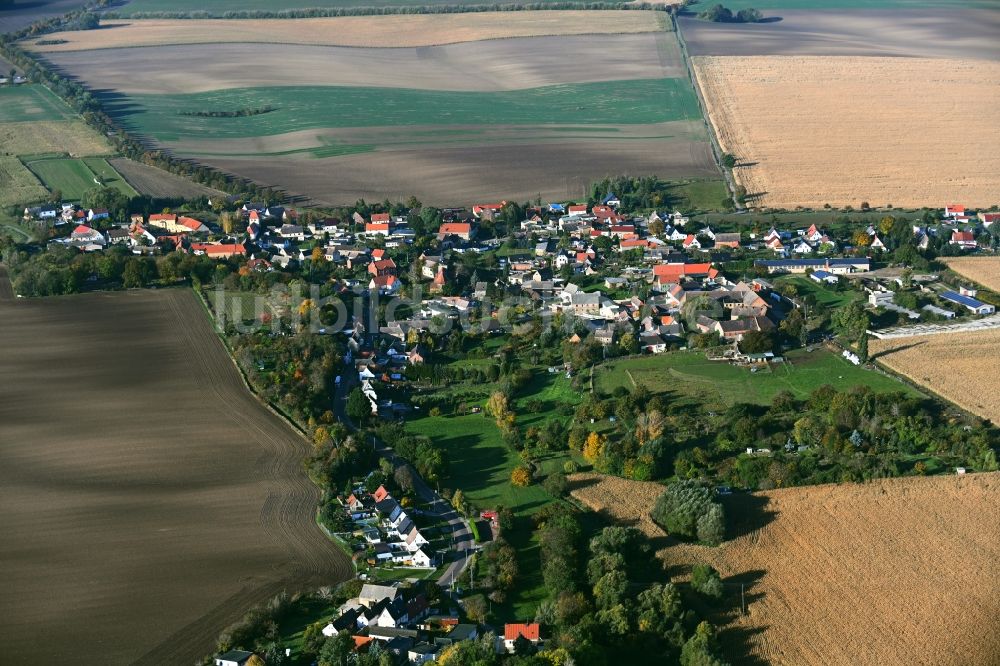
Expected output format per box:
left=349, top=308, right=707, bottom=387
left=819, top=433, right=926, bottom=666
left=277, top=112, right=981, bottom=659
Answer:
left=334, top=370, right=475, bottom=589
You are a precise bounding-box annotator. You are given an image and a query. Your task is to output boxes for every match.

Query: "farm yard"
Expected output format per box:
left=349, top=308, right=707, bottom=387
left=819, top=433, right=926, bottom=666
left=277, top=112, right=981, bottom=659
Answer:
left=0, top=288, right=353, bottom=665
left=571, top=472, right=1000, bottom=666
left=944, top=256, right=1000, bottom=293
left=35, top=12, right=721, bottom=205
left=871, top=329, right=1000, bottom=424
left=594, top=347, right=917, bottom=408
left=693, top=55, right=1000, bottom=209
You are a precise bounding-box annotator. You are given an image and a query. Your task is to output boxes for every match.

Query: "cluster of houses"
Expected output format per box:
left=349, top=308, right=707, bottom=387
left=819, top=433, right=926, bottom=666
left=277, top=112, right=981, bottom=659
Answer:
left=345, top=485, right=435, bottom=570
left=205, top=581, right=541, bottom=665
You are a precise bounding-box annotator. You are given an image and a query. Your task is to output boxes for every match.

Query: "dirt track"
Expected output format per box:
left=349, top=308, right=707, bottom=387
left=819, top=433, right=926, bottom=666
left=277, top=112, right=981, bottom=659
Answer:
left=0, top=288, right=352, bottom=665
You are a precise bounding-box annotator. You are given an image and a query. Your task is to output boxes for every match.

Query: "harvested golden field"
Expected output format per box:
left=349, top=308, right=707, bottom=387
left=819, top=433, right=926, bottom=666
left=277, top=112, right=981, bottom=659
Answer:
left=571, top=472, right=1000, bottom=666
left=0, top=119, right=112, bottom=157
left=28, top=10, right=666, bottom=51
left=693, top=56, right=1000, bottom=209
left=944, top=256, right=1000, bottom=293
left=871, top=329, right=1000, bottom=423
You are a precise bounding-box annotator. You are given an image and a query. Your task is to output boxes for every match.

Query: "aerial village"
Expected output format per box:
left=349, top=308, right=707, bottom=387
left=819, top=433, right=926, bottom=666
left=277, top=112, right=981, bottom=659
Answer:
left=19, top=195, right=1000, bottom=665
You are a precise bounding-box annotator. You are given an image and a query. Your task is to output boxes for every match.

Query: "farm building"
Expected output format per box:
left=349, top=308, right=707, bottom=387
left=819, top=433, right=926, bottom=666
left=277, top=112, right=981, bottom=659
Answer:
left=939, top=290, right=995, bottom=315
left=754, top=258, right=870, bottom=275
left=810, top=270, right=839, bottom=284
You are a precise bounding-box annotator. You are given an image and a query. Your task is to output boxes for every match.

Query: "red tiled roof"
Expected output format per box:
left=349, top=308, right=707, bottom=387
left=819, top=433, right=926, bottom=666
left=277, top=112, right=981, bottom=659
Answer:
left=439, top=222, right=471, bottom=235
left=653, top=262, right=712, bottom=283
left=150, top=213, right=176, bottom=222
left=366, top=222, right=390, bottom=231
left=73, top=224, right=94, bottom=235
left=370, top=213, right=390, bottom=223
left=504, top=623, right=540, bottom=641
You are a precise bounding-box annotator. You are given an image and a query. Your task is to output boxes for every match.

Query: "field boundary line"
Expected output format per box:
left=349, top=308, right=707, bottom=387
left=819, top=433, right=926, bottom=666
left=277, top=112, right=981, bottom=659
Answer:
left=192, top=285, right=309, bottom=438
left=674, top=15, right=739, bottom=209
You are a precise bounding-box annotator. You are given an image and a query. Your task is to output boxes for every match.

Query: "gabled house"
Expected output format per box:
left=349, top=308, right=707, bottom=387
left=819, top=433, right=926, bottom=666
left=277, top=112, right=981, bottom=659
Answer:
left=214, top=650, right=256, bottom=666
left=714, top=232, right=741, bottom=248
left=438, top=222, right=472, bottom=241
left=682, top=234, right=701, bottom=250
left=87, top=208, right=109, bottom=222
left=949, top=230, right=977, bottom=249
left=502, top=624, right=542, bottom=653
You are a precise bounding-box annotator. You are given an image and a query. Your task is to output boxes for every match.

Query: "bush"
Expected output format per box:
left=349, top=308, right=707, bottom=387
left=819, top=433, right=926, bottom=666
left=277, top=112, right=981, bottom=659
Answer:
left=543, top=472, right=568, bottom=497
left=650, top=481, right=726, bottom=545
left=690, top=564, right=724, bottom=600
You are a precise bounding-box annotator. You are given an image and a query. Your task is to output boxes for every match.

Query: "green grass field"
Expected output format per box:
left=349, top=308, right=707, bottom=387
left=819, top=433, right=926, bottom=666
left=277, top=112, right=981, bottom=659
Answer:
left=595, top=347, right=919, bottom=408
left=0, top=85, right=75, bottom=123
left=26, top=157, right=137, bottom=200
left=406, top=366, right=583, bottom=618
left=115, top=79, right=702, bottom=142
left=669, top=179, right=731, bottom=212
left=772, top=274, right=862, bottom=309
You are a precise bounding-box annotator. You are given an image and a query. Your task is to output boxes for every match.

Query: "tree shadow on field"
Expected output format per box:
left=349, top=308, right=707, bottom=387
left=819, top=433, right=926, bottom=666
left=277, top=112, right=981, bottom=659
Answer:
left=721, top=493, right=776, bottom=541
left=720, top=624, right=771, bottom=666
left=870, top=339, right=925, bottom=362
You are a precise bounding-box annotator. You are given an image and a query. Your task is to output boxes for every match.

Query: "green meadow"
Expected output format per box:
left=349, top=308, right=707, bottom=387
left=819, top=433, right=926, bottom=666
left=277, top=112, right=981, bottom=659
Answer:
left=26, top=157, right=137, bottom=200
left=0, top=85, right=75, bottom=123
left=595, top=348, right=919, bottom=408
left=113, top=79, right=702, bottom=142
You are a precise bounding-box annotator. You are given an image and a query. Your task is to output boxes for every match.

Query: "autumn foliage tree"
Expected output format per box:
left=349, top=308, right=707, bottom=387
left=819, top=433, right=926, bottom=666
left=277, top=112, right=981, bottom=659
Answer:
left=511, top=466, right=532, bottom=487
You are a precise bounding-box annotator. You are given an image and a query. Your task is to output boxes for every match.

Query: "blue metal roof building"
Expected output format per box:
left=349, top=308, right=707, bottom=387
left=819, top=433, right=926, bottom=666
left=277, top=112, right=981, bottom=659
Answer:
left=940, top=291, right=996, bottom=314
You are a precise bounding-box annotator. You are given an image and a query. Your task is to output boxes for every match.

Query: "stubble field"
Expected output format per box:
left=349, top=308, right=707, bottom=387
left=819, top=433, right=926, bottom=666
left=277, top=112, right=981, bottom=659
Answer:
left=0, top=287, right=352, bottom=665
left=34, top=12, right=721, bottom=205
left=693, top=56, right=1000, bottom=209
left=943, top=256, right=1000, bottom=293
left=871, top=329, right=1000, bottom=423
left=29, top=11, right=667, bottom=51
left=571, top=472, right=1000, bottom=666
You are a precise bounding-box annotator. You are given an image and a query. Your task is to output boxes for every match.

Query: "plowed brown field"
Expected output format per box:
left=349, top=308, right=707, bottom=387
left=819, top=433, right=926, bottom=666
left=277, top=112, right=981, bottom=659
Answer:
left=944, top=256, right=1000, bottom=293
left=871, top=329, right=1000, bottom=423
left=693, top=56, right=1000, bottom=209
left=570, top=472, right=1000, bottom=666
left=0, top=287, right=352, bottom=665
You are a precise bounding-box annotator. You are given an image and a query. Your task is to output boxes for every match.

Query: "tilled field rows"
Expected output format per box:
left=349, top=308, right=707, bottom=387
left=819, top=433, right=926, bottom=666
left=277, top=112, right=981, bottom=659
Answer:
left=0, top=289, right=352, bottom=665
